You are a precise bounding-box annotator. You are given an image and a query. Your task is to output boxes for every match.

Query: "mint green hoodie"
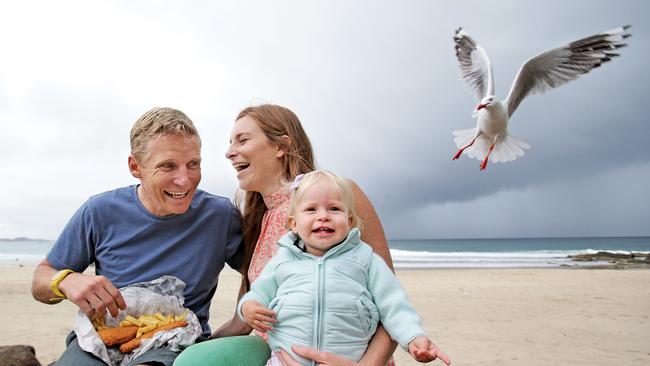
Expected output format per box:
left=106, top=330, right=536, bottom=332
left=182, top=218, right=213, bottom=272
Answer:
left=238, top=228, right=426, bottom=365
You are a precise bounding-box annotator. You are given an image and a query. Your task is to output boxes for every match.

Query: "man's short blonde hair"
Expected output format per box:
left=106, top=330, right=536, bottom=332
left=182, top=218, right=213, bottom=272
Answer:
left=130, top=107, right=201, bottom=163
left=287, top=170, right=363, bottom=232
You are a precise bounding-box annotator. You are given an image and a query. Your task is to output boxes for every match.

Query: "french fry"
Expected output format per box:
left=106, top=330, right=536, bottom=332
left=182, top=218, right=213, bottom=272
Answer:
left=174, top=311, right=188, bottom=322
left=122, top=315, right=142, bottom=327
left=140, top=316, right=159, bottom=326
left=136, top=323, right=158, bottom=338
left=161, top=314, right=173, bottom=325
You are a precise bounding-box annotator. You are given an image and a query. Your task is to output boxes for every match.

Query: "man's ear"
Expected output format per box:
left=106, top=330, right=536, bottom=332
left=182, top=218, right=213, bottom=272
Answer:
left=276, top=135, right=291, bottom=158
left=128, top=155, right=142, bottom=179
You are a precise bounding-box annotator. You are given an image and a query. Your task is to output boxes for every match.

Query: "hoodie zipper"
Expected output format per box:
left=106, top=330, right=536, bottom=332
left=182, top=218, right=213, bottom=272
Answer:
left=315, top=257, right=325, bottom=359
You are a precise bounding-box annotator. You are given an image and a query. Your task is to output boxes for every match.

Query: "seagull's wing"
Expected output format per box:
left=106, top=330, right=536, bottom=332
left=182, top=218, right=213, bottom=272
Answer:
left=453, top=28, right=494, bottom=101
left=505, top=25, right=631, bottom=118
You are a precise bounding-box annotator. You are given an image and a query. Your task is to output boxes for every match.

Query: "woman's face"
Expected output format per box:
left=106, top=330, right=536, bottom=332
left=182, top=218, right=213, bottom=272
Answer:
left=226, top=115, right=286, bottom=196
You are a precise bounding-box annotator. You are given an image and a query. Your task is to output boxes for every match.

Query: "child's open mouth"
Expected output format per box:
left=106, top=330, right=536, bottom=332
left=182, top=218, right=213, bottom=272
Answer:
left=313, top=227, right=334, bottom=233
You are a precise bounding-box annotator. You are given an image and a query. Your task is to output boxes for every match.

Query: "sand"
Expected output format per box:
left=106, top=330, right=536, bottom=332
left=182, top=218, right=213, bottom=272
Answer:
left=1, top=263, right=648, bottom=366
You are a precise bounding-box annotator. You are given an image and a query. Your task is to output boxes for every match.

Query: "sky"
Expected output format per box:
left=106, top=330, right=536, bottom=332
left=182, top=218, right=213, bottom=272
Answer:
left=1, top=0, right=648, bottom=240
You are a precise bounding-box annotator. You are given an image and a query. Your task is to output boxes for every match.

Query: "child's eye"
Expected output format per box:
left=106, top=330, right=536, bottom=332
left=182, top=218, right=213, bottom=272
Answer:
left=330, top=207, right=341, bottom=212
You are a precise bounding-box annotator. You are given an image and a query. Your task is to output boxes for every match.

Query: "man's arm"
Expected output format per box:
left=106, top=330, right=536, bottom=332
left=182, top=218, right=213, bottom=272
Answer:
left=32, top=259, right=66, bottom=304
left=32, top=258, right=126, bottom=318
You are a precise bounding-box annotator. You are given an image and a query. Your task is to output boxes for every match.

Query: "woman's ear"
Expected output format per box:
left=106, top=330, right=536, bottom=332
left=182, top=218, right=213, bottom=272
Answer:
left=128, top=155, right=142, bottom=179
left=276, top=135, right=291, bottom=158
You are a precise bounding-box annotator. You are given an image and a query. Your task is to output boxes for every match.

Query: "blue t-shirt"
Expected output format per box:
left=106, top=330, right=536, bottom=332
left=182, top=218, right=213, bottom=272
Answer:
left=47, top=185, right=243, bottom=336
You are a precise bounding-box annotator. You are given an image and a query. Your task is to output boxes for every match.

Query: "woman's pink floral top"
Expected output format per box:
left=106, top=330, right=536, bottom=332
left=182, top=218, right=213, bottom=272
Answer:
left=248, top=187, right=291, bottom=286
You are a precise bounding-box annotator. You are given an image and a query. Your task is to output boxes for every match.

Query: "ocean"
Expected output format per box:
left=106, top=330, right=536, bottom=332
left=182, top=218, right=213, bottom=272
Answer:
left=2, top=237, right=649, bottom=269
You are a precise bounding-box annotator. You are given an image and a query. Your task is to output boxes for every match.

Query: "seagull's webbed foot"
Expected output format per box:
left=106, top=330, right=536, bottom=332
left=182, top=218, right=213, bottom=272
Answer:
left=480, top=141, right=496, bottom=171
left=453, top=136, right=478, bottom=161
left=479, top=158, right=489, bottom=170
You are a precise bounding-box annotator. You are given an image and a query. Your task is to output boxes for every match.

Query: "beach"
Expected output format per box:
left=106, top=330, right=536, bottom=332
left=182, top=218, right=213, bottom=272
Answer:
left=1, top=263, right=648, bottom=366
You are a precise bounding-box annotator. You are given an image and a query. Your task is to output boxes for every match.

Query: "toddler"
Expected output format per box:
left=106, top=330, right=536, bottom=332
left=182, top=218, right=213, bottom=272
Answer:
left=238, top=170, right=450, bottom=366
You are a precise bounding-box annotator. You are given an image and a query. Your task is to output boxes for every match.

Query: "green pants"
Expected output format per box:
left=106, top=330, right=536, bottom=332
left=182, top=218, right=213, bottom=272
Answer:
left=173, top=335, right=271, bottom=366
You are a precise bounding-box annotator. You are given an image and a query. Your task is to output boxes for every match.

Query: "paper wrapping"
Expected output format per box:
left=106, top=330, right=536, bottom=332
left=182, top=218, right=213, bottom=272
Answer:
left=73, top=276, right=202, bottom=365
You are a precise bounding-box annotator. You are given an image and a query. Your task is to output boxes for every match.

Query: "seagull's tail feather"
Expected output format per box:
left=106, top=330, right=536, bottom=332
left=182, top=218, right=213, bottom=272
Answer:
left=490, top=134, right=531, bottom=163
left=453, top=128, right=477, bottom=148
left=453, top=129, right=530, bottom=162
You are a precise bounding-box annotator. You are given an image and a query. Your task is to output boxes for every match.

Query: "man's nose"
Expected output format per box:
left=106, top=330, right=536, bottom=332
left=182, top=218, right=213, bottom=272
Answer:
left=173, top=167, right=193, bottom=187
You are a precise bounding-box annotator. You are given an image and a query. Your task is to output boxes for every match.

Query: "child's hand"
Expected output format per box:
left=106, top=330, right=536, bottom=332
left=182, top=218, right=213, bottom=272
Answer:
left=241, top=300, right=277, bottom=333
left=408, top=336, right=451, bottom=364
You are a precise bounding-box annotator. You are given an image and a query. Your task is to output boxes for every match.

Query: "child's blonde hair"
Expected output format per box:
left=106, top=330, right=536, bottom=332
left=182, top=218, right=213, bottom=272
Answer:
left=287, top=170, right=363, bottom=232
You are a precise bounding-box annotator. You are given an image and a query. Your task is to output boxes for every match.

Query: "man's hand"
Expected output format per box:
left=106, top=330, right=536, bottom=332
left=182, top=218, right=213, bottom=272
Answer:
left=58, top=272, right=126, bottom=318
left=241, top=300, right=276, bottom=333
left=276, top=346, right=359, bottom=366
left=408, top=336, right=451, bottom=364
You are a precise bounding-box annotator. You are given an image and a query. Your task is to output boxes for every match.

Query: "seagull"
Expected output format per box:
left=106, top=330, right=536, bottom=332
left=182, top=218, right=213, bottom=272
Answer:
left=452, top=26, right=631, bottom=170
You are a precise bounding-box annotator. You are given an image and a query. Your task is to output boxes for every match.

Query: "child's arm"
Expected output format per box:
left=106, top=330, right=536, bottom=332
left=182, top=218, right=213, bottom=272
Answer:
left=367, top=253, right=427, bottom=346
left=408, top=336, right=451, bottom=364
left=367, top=252, right=451, bottom=364
left=236, top=252, right=283, bottom=329
left=241, top=300, right=277, bottom=332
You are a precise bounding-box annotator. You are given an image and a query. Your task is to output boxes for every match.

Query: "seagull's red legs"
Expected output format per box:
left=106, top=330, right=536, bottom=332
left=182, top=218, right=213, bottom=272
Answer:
left=479, top=142, right=495, bottom=170
left=453, top=137, right=478, bottom=160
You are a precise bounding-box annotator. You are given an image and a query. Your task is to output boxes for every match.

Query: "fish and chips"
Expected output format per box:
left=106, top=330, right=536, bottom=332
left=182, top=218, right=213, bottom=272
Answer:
left=92, top=312, right=188, bottom=353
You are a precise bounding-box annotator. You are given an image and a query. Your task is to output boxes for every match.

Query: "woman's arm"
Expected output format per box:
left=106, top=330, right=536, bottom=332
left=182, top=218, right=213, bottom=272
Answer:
left=348, top=179, right=394, bottom=270
left=211, top=279, right=253, bottom=338
left=280, top=325, right=396, bottom=366
left=350, top=179, right=398, bottom=364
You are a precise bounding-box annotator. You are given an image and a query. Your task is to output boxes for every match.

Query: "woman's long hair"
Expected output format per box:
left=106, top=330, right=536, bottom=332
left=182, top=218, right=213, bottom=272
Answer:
left=235, top=104, right=315, bottom=289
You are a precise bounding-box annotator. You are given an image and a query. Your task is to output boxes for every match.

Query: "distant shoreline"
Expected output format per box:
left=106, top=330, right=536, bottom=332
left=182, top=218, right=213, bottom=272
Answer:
left=0, top=237, right=51, bottom=242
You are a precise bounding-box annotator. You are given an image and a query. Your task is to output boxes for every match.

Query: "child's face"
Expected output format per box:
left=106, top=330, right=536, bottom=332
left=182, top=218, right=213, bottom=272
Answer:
left=288, top=181, right=352, bottom=256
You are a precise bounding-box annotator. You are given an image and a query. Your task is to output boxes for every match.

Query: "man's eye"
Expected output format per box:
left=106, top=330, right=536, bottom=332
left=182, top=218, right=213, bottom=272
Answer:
left=188, top=161, right=201, bottom=169
left=160, top=163, right=175, bottom=171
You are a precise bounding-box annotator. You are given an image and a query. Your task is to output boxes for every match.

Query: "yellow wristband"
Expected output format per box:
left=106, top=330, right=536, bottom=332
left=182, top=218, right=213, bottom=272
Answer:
left=50, top=269, right=75, bottom=302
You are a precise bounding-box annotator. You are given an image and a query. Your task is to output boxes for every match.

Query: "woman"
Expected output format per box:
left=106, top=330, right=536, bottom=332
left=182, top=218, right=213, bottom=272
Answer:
left=174, top=104, right=397, bottom=366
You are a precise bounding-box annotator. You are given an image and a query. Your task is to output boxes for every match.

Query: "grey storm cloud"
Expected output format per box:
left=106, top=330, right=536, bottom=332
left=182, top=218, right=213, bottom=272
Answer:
left=1, top=0, right=648, bottom=240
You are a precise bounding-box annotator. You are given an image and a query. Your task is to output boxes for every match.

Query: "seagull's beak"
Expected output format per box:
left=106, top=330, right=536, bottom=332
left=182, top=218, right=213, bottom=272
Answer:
left=476, top=103, right=488, bottom=111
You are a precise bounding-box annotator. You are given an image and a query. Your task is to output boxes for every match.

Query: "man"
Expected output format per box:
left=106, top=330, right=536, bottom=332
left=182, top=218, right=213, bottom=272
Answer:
left=31, top=107, right=243, bottom=366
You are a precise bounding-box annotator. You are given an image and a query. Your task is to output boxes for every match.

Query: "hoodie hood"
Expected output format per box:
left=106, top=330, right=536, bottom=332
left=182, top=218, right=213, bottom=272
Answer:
left=278, top=227, right=361, bottom=259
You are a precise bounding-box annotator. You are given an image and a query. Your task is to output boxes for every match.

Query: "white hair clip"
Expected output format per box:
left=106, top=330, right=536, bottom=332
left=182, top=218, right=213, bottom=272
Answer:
left=290, top=174, right=305, bottom=190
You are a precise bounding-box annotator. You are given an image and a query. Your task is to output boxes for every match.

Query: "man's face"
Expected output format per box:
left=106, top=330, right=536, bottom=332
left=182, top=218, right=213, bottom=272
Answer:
left=129, top=134, right=201, bottom=216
